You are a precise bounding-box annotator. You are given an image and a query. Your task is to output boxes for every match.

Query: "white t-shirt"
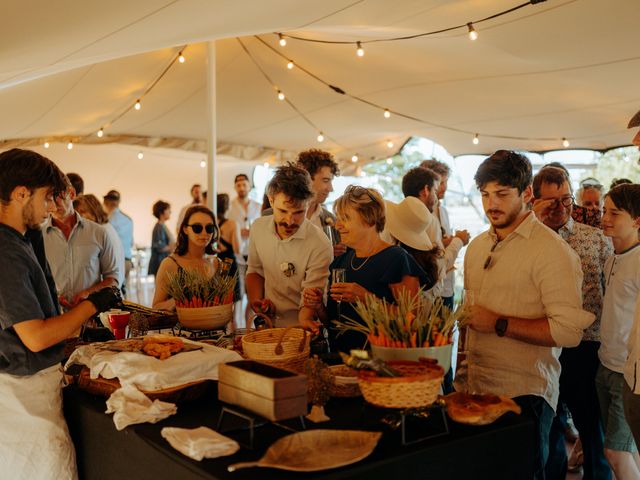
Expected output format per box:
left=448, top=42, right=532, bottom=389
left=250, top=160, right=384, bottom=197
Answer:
left=227, top=197, right=262, bottom=259
left=247, top=216, right=332, bottom=327
left=599, top=244, right=640, bottom=373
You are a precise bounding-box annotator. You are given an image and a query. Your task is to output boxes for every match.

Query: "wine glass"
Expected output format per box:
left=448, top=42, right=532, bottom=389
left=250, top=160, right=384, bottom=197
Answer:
left=331, top=268, right=346, bottom=320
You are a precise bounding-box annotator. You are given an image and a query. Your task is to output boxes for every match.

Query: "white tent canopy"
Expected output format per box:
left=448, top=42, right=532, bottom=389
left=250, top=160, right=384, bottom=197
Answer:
left=1, top=0, right=639, bottom=172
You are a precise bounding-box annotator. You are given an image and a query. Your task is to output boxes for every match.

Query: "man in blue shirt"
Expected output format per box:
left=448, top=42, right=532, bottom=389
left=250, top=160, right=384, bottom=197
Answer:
left=0, top=148, right=120, bottom=479
left=103, top=189, right=134, bottom=290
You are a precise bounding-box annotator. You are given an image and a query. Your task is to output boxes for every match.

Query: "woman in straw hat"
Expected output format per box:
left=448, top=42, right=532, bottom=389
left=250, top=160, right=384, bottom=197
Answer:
left=303, top=185, right=428, bottom=352
left=383, top=196, right=442, bottom=293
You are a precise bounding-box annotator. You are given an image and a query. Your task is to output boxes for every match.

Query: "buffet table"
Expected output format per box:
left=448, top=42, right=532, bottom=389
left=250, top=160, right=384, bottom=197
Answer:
left=63, top=384, right=535, bottom=480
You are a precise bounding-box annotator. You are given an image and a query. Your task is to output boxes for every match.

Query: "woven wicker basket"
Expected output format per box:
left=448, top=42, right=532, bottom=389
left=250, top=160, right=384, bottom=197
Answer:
left=329, top=365, right=361, bottom=398
left=241, top=327, right=310, bottom=373
left=358, top=360, right=444, bottom=409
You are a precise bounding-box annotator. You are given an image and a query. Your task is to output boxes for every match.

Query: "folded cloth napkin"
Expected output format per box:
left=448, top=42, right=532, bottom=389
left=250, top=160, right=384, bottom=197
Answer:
left=161, top=427, right=240, bottom=461
left=105, top=385, right=177, bottom=430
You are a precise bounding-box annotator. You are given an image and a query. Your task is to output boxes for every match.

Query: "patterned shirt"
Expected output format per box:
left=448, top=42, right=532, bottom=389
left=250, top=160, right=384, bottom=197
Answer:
left=558, top=217, right=612, bottom=341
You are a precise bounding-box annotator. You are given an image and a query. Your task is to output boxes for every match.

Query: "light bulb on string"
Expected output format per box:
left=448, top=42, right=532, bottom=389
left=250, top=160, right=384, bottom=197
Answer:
left=67, top=141, right=73, bottom=150
left=317, top=132, right=324, bottom=143
left=263, top=162, right=270, bottom=168
left=356, top=41, right=364, bottom=57
left=137, top=151, right=144, bottom=160
left=277, top=90, right=285, bottom=101
left=386, top=140, right=394, bottom=149
left=134, top=100, right=141, bottom=110
left=467, top=23, right=478, bottom=41
left=287, top=61, right=294, bottom=70
left=97, top=128, right=104, bottom=138
left=278, top=34, right=287, bottom=47
left=472, top=134, right=479, bottom=145
left=178, top=52, right=185, bottom=63
left=386, top=158, right=393, bottom=165
left=200, top=160, right=206, bottom=168
left=562, top=138, right=570, bottom=148
left=383, top=109, right=391, bottom=119
left=351, top=154, right=358, bottom=163
left=44, top=141, right=50, bottom=149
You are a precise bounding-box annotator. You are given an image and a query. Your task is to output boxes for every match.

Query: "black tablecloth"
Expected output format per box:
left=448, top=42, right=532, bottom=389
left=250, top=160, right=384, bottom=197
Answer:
left=64, top=384, right=534, bottom=480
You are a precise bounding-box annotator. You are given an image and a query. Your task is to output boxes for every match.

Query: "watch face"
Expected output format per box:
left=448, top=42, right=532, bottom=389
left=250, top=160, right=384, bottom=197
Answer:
left=495, top=318, right=508, bottom=337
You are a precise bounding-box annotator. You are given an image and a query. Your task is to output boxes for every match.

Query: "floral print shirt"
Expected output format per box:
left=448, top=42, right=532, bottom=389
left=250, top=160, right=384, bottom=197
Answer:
left=558, top=217, right=612, bottom=341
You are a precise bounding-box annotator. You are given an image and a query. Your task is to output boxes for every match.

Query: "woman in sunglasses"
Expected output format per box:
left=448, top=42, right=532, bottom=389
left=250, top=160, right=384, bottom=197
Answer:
left=152, top=205, right=219, bottom=310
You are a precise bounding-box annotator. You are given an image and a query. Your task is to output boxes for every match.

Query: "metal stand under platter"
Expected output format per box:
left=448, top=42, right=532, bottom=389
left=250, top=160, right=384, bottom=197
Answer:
left=216, top=403, right=306, bottom=449
left=361, top=402, right=449, bottom=446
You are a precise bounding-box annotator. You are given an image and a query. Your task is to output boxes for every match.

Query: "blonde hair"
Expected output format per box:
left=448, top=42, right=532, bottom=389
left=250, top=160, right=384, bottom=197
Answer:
left=334, top=185, right=385, bottom=232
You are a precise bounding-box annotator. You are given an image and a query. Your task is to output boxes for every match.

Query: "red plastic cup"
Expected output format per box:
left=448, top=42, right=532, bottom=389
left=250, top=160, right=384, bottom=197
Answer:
left=108, top=311, right=130, bottom=340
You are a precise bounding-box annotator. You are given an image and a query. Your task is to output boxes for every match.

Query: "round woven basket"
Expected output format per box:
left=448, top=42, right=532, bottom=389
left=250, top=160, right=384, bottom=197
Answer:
left=358, top=360, right=444, bottom=409
left=241, top=327, right=310, bottom=373
left=329, top=365, right=361, bottom=398
left=176, top=303, right=232, bottom=330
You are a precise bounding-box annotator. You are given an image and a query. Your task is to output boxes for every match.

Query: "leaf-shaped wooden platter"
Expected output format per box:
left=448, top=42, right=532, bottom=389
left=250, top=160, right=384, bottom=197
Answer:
left=228, top=429, right=382, bottom=472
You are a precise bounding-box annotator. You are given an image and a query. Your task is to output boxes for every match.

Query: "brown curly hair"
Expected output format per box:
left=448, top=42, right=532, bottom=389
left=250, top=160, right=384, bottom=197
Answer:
left=266, top=163, right=314, bottom=203
left=296, top=149, right=340, bottom=179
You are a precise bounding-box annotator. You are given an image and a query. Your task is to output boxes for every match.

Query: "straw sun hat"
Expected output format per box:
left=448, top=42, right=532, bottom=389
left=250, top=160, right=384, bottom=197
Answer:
left=384, top=197, right=435, bottom=251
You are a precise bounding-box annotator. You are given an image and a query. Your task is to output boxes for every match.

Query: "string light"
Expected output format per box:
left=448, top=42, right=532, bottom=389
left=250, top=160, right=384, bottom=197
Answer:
left=263, top=161, right=270, bottom=168
left=287, top=60, right=294, bottom=70
left=562, top=137, right=570, bottom=148
left=97, top=128, right=104, bottom=138
left=386, top=140, right=394, bottom=149
left=467, top=23, right=478, bottom=41
left=43, top=141, right=50, bottom=149
left=386, top=158, right=393, bottom=165
left=356, top=41, right=364, bottom=57
left=200, top=160, right=206, bottom=168
left=472, top=134, right=479, bottom=145
left=278, top=33, right=287, bottom=47
left=383, top=109, right=391, bottom=119
left=67, top=141, right=73, bottom=150
left=317, top=132, right=324, bottom=143
left=178, top=52, right=185, bottom=63
left=137, top=151, right=144, bottom=160
left=277, top=90, right=285, bottom=101
left=134, top=100, right=141, bottom=110
left=351, top=154, right=358, bottom=163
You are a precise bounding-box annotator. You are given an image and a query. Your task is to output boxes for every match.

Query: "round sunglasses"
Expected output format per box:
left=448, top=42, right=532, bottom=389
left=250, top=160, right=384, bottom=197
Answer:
left=188, top=223, right=215, bottom=234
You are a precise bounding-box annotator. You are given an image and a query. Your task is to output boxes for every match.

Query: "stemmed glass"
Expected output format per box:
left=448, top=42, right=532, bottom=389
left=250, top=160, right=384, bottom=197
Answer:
left=332, top=268, right=346, bottom=321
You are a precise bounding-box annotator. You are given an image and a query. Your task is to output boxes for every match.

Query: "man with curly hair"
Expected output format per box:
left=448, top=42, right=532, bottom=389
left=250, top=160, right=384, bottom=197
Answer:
left=247, top=164, right=332, bottom=330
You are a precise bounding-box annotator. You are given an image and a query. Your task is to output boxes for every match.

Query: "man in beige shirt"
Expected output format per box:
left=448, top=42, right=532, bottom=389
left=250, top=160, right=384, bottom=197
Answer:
left=454, top=150, right=594, bottom=480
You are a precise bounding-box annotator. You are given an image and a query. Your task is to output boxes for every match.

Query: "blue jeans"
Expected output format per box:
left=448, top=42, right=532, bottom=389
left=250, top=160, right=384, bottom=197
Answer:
left=515, top=395, right=554, bottom=480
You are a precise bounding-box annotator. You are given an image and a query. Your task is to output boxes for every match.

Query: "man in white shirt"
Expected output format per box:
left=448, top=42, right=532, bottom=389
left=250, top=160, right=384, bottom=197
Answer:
left=175, top=184, right=203, bottom=235
left=455, top=150, right=594, bottom=480
left=420, top=159, right=470, bottom=309
left=401, top=166, right=469, bottom=296
left=246, top=164, right=332, bottom=330
left=44, top=179, right=122, bottom=310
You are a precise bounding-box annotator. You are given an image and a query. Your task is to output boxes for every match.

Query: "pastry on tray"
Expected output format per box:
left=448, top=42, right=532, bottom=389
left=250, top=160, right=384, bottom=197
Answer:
left=441, top=392, right=521, bottom=425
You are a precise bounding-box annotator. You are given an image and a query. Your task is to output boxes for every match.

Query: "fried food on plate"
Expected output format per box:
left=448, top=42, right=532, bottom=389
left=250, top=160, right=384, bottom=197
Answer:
left=142, top=335, right=184, bottom=360
left=442, top=392, right=521, bottom=425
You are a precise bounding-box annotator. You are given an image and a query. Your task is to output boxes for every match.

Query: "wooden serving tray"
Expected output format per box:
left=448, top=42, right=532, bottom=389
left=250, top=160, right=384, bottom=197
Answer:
left=76, top=367, right=212, bottom=403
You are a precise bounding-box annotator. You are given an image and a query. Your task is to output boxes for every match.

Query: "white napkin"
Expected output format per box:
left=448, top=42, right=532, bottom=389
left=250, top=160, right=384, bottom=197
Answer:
left=161, top=426, right=240, bottom=461
left=105, top=385, right=177, bottom=430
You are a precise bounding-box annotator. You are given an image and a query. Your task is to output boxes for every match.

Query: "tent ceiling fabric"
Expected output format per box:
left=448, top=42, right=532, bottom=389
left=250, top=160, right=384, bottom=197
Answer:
left=1, top=0, right=638, bottom=168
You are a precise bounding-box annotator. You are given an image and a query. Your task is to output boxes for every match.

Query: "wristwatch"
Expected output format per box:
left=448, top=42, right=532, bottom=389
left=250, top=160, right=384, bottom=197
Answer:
left=495, top=317, right=509, bottom=337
